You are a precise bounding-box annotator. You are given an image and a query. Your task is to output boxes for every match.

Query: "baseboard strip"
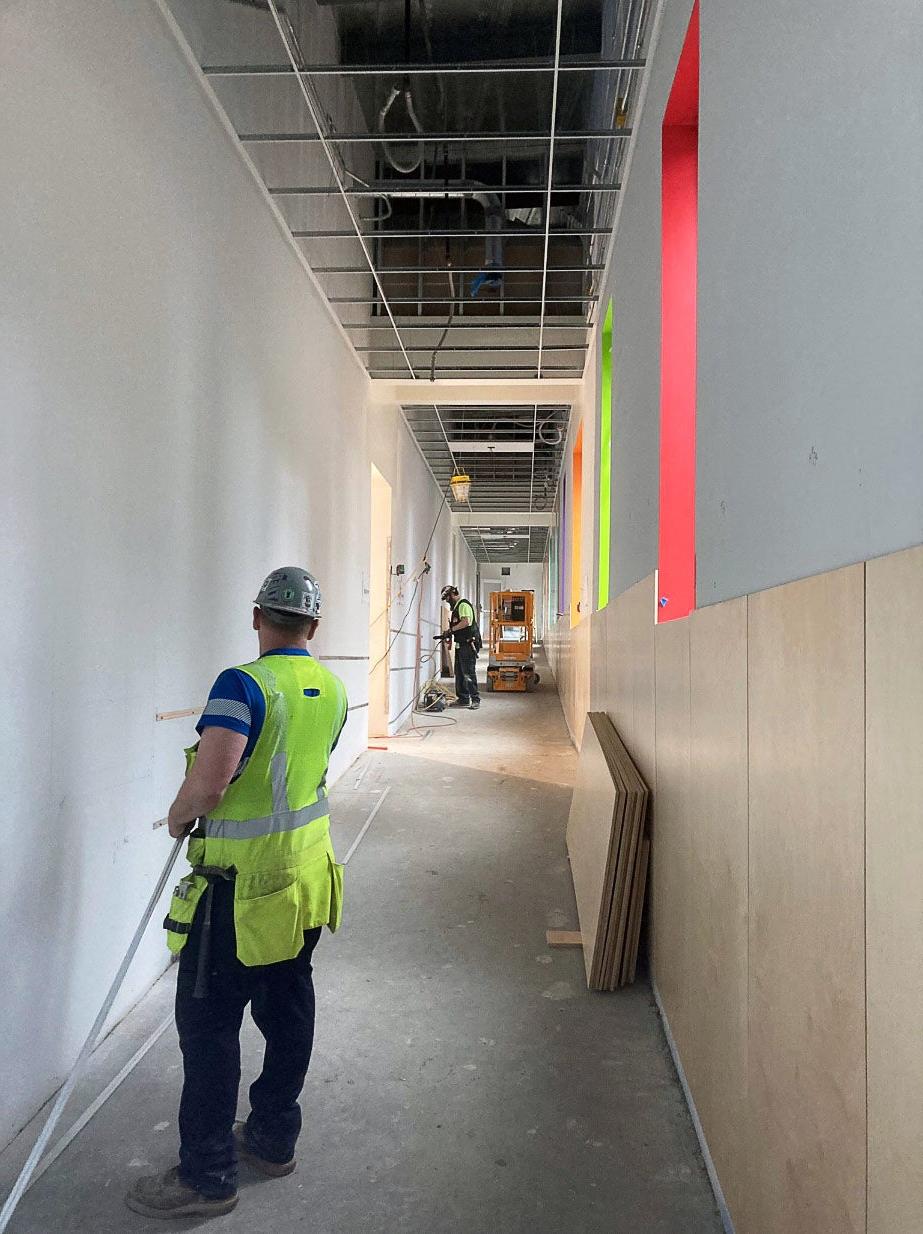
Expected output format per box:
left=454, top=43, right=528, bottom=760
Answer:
left=651, top=981, right=736, bottom=1234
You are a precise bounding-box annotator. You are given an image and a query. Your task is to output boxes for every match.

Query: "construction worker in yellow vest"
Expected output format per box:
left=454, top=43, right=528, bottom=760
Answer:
left=127, top=568, right=347, bottom=1220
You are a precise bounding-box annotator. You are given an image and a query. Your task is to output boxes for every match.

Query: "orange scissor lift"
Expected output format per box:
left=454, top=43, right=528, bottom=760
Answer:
left=485, top=590, right=541, bottom=693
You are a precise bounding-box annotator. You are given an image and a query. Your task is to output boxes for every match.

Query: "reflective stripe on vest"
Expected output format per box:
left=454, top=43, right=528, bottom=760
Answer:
left=203, top=789, right=329, bottom=842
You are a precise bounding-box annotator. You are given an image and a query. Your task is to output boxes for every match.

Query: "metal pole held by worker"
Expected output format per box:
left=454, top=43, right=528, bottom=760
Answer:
left=0, top=836, right=185, bottom=1233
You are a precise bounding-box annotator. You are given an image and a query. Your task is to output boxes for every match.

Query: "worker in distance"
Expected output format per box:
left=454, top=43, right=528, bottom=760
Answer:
left=126, top=568, right=347, bottom=1220
left=437, top=583, right=482, bottom=710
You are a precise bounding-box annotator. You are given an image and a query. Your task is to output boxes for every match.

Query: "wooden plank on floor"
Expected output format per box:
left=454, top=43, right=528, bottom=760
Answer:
left=546, top=930, right=583, bottom=948
left=747, top=564, right=866, bottom=1234
left=865, top=545, right=923, bottom=1234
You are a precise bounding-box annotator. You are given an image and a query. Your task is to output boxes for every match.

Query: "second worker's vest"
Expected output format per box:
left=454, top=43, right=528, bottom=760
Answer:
left=164, top=652, right=348, bottom=967
left=450, top=599, right=482, bottom=650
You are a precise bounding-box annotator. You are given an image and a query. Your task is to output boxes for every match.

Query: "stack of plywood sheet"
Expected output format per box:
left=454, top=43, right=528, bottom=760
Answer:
left=565, top=711, right=650, bottom=990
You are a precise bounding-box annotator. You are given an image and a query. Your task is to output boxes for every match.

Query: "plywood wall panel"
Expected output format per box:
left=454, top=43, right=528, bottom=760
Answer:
left=865, top=545, right=923, bottom=1234
left=652, top=616, right=691, bottom=1045
left=687, top=597, right=749, bottom=1229
left=609, top=574, right=657, bottom=789
left=747, top=565, right=866, bottom=1234
left=572, top=616, right=591, bottom=748
left=589, top=606, right=609, bottom=713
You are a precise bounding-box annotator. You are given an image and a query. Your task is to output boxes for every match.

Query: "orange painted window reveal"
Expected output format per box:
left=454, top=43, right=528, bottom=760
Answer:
left=570, top=423, right=584, bottom=627
left=658, top=0, right=698, bottom=622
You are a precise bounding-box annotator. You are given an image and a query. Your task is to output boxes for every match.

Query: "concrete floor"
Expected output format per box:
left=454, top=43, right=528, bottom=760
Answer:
left=1, top=655, right=722, bottom=1233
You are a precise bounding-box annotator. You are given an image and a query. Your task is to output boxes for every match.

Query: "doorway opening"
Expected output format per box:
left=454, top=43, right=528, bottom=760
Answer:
left=369, top=464, right=392, bottom=738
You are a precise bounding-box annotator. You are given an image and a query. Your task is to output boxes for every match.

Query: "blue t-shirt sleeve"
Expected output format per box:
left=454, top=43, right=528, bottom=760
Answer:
left=197, top=669, right=265, bottom=760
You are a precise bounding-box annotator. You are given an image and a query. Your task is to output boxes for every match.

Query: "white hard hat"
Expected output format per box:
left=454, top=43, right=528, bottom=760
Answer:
left=255, top=567, right=322, bottom=619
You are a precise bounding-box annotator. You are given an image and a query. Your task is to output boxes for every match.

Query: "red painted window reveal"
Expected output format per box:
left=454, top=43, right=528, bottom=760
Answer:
left=658, top=0, right=698, bottom=622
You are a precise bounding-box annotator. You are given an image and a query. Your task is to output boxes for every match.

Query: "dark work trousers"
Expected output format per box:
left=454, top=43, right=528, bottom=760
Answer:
left=174, top=879, right=322, bottom=1198
left=454, top=640, right=480, bottom=703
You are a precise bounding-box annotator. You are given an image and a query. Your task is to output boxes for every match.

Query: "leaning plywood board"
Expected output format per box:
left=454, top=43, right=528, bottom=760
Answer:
left=687, top=596, right=749, bottom=1230
left=865, top=545, right=923, bottom=1234
left=591, top=716, right=649, bottom=989
left=591, top=715, right=634, bottom=989
left=566, top=715, right=618, bottom=985
left=607, top=727, right=647, bottom=988
left=747, top=565, right=866, bottom=1234
left=565, top=711, right=650, bottom=990
left=625, top=836, right=650, bottom=986
left=590, top=770, right=629, bottom=989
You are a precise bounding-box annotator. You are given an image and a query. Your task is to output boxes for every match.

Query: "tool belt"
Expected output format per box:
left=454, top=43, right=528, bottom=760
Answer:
left=190, top=863, right=237, bottom=1000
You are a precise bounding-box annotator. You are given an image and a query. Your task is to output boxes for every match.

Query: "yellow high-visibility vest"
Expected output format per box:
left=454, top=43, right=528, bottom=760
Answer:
left=164, top=653, right=347, bottom=966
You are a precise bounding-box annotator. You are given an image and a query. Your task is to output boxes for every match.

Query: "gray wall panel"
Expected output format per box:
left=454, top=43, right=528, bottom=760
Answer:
left=697, top=0, right=923, bottom=604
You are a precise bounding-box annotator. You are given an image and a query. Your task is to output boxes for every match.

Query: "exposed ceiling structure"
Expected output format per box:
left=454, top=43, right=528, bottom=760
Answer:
left=401, top=402, right=571, bottom=562
left=168, top=0, right=651, bottom=565
left=172, top=0, right=650, bottom=381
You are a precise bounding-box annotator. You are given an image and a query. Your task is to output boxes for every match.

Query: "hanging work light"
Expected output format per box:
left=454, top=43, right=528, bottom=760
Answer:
left=450, top=473, right=472, bottom=503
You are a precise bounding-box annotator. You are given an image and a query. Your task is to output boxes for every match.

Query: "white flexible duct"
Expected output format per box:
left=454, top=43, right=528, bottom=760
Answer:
left=378, top=82, right=425, bottom=174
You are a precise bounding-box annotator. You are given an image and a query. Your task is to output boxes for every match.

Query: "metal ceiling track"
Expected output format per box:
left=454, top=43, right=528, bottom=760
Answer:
left=372, top=365, right=582, bottom=373
left=292, top=229, right=612, bottom=239
left=269, top=183, right=620, bottom=196
left=340, top=322, right=590, bottom=330
left=203, top=56, right=645, bottom=77
left=537, top=0, right=565, bottom=380
left=329, top=295, right=598, bottom=304
left=314, top=265, right=603, bottom=275
left=354, top=344, right=587, bottom=352
left=240, top=129, right=631, bottom=144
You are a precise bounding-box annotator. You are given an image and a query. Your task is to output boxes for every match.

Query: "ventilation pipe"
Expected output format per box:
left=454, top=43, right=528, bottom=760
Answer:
left=470, top=192, right=504, bottom=297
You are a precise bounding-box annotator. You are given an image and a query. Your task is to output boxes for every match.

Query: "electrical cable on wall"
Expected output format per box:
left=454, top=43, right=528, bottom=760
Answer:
left=366, top=486, right=450, bottom=679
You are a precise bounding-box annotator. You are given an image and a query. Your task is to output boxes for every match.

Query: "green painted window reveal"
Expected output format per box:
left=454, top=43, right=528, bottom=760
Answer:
left=598, top=301, right=613, bottom=609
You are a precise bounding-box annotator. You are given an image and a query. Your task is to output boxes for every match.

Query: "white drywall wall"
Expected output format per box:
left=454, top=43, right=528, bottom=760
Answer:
left=0, top=0, right=473, bottom=1148
left=696, top=0, right=923, bottom=603
left=369, top=401, right=478, bottom=732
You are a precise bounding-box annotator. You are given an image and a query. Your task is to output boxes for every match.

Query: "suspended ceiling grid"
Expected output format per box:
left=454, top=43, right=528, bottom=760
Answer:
left=402, top=402, right=570, bottom=563
left=168, top=0, right=651, bottom=381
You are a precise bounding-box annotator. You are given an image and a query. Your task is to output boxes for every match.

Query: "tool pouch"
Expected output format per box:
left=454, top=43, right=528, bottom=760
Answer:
left=163, top=872, right=207, bottom=955
left=162, top=832, right=208, bottom=955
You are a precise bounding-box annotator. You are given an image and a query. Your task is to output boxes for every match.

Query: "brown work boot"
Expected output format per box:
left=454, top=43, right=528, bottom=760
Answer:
left=125, top=1166, right=238, bottom=1219
left=234, top=1121, right=297, bottom=1178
